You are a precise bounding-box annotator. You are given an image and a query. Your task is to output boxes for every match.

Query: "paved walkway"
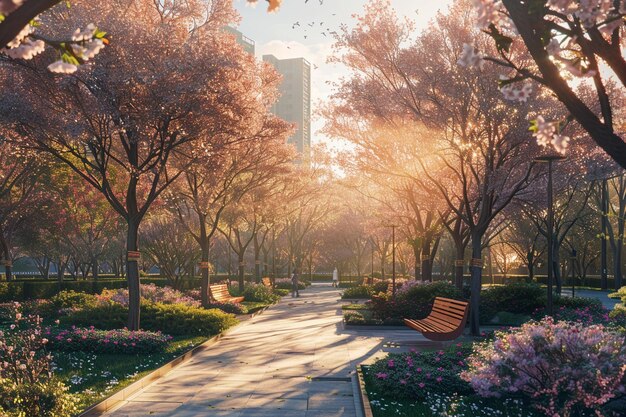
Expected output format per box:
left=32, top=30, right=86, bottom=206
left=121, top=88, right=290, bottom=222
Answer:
left=104, top=284, right=421, bottom=417
left=560, top=288, right=620, bottom=309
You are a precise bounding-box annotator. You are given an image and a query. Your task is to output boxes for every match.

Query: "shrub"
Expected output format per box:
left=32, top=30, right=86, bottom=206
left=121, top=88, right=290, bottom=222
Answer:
left=0, top=378, right=78, bottom=417
left=479, top=283, right=544, bottom=323
left=242, top=284, right=279, bottom=304
left=371, top=281, right=390, bottom=294
left=274, top=288, right=289, bottom=297
left=462, top=317, right=626, bottom=416
left=0, top=281, right=23, bottom=302
left=47, top=290, right=99, bottom=315
left=533, top=296, right=612, bottom=326
left=0, top=303, right=78, bottom=417
left=341, top=285, right=372, bottom=299
left=99, top=284, right=200, bottom=307
left=367, top=343, right=473, bottom=400
left=205, top=301, right=248, bottom=315
left=554, top=295, right=603, bottom=310
left=63, top=302, right=238, bottom=336
left=46, top=327, right=172, bottom=354
left=343, top=311, right=367, bottom=325
left=370, top=281, right=462, bottom=321
left=273, top=278, right=305, bottom=290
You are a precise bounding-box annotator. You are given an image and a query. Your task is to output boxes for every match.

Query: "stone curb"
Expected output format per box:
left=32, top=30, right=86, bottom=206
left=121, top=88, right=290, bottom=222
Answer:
left=79, top=303, right=274, bottom=417
left=355, top=365, right=374, bottom=417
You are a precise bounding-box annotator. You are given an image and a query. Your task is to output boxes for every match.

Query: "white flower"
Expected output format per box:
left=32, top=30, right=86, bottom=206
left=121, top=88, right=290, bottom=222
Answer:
left=48, top=60, right=79, bottom=74
left=533, top=116, right=556, bottom=147
left=500, top=81, right=532, bottom=102
left=71, top=39, right=105, bottom=61
left=551, top=134, right=570, bottom=153
left=6, top=23, right=32, bottom=49
left=72, top=23, right=97, bottom=42
left=457, top=43, right=484, bottom=70
left=3, top=39, right=45, bottom=60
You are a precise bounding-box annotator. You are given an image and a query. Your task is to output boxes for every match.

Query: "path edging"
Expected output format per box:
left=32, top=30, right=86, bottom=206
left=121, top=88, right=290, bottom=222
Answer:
left=79, top=304, right=273, bottom=417
left=356, top=365, right=375, bottom=417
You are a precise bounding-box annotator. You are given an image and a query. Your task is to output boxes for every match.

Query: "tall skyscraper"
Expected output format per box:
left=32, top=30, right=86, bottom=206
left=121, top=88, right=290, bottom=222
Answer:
left=262, top=55, right=312, bottom=162
left=224, top=26, right=255, bottom=55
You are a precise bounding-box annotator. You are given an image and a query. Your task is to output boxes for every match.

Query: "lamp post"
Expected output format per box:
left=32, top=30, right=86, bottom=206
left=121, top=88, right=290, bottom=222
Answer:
left=371, top=239, right=375, bottom=284
left=570, top=248, right=577, bottom=298
left=534, top=154, right=566, bottom=316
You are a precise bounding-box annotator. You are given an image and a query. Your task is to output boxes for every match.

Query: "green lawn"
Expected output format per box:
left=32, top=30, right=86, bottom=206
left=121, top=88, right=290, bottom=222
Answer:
left=53, top=335, right=207, bottom=410
left=361, top=366, right=539, bottom=417
left=241, top=301, right=272, bottom=314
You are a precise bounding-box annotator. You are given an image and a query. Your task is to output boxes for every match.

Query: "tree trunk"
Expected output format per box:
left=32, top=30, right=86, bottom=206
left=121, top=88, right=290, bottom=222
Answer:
left=411, top=242, right=420, bottom=281
left=198, top=213, right=210, bottom=307
left=421, top=240, right=432, bottom=282
left=615, top=239, right=623, bottom=289
left=92, top=257, right=99, bottom=280
left=254, top=238, right=261, bottom=284
left=0, top=232, right=12, bottom=282
left=126, top=220, right=141, bottom=331
left=238, top=253, right=245, bottom=291
left=527, top=251, right=534, bottom=283
left=469, top=235, right=483, bottom=336
left=552, top=239, right=562, bottom=295
left=455, top=244, right=464, bottom=290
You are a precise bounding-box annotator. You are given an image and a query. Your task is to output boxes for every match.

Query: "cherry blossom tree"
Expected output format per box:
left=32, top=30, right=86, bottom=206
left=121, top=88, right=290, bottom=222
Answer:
left=0, top=142, right=46, bottom=280
left=465, top=0, right=626, bottom=168
left=0, top=0, right=259, bottom=330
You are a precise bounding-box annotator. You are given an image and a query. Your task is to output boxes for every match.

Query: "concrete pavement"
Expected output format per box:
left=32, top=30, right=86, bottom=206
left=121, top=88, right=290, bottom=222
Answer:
left=102, top=284, right=423, bottom=417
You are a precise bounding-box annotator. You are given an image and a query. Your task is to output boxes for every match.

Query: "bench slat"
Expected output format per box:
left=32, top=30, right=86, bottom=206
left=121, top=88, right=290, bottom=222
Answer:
left=403, top=296, right=469, bottom=342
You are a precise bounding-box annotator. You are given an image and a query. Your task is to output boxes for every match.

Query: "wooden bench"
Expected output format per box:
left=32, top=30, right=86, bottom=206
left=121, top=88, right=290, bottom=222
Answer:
left=262, top=277, right=273, bottom=288
left=403, top=297, right=469, bottom=341
left=209, top=284, right=244, bottom=303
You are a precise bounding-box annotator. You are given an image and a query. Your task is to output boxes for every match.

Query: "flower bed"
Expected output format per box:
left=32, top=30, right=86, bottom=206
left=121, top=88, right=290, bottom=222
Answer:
left=463, top=317, right=626, bottom=416
left=46, top=327, right=172, bottom=354
left=99, top=284, right=200, bottom=307
left=367, top=343, right=474, bottom=399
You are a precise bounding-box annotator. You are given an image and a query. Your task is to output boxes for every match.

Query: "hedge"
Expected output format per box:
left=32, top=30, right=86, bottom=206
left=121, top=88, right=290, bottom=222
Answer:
left=62, top=302, right=238, bottom=336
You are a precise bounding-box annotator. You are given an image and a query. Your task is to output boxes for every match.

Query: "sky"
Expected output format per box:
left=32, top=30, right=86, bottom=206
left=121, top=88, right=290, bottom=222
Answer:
left=232, top=0, right=455, bottom=147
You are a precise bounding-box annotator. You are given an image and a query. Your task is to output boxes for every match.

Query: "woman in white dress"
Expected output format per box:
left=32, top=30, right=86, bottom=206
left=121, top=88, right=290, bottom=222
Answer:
left=332, top=268, right=339, bottom=287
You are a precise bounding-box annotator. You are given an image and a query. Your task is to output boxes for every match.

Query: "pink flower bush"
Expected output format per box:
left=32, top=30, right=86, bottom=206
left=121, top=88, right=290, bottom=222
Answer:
left=98, top=284, right=200, bottom=307
left=462, top=317, right=626, bottom=416
left=45, top=327, right=172, bottom=354
left=0, top=303, right=78, bottom=416
left=0, top=302, right=52, bottom=385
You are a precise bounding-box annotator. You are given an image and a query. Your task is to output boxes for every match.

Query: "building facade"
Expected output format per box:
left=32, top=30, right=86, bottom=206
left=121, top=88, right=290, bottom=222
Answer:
left=262, top=55, right=312, bottom=162
left=224, top=26, right=255, bottom=55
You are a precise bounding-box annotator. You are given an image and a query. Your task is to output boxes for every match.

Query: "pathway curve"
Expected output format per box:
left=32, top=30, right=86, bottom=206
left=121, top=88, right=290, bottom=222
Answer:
left=103, top=284, right=419, bottom=417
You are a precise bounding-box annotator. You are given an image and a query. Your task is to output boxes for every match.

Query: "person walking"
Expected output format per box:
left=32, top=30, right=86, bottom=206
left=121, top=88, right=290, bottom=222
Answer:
left=291, top=269, right=300, bottom=298
left=332, top=267, right=339, bottom=288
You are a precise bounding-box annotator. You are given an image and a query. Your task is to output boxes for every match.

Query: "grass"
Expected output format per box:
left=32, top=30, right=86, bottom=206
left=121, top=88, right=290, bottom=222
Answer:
left=52, top=335, right=207, bottom=410
left=241, top=301, right=272, bottom=314
left=342, top=303, right=370, bottom=310
left=361, top=366, right=540, bottom=417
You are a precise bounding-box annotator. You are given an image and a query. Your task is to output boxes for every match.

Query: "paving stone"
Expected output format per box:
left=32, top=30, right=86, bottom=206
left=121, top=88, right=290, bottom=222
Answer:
left=102, top=286, right=404, bottom=417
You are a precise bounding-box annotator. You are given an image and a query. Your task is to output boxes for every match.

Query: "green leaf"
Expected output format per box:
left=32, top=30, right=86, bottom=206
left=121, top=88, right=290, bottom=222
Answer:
left=62, top=53, right=80, bottom=66
left=94, top=30, right=107, bottom=39
left=483, top=24, right=513, bottom=53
